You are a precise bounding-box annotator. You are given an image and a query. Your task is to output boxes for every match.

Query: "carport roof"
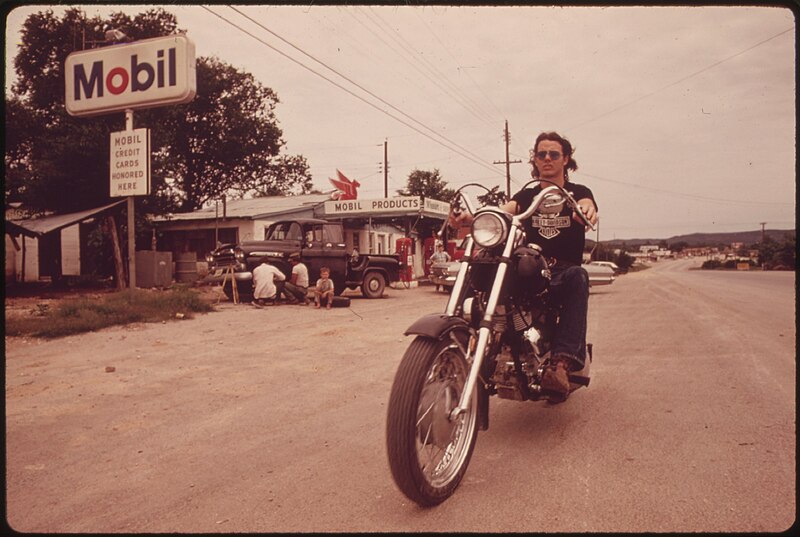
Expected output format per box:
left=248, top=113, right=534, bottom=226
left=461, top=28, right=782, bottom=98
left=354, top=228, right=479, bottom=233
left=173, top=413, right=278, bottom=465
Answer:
left=150, top=192, right=332, bottom=222
left=5, top=200, right=126, bottom=238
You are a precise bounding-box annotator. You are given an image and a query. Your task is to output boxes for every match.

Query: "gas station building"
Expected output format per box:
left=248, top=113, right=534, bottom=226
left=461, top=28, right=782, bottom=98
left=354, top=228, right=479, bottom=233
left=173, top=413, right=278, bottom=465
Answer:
left=151, top=193, right=450, bottom=281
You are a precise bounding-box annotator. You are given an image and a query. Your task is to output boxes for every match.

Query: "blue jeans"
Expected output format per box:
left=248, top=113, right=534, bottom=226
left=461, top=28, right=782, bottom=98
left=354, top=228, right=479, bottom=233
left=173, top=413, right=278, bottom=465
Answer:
left=547, top=264, right=589, bottom=370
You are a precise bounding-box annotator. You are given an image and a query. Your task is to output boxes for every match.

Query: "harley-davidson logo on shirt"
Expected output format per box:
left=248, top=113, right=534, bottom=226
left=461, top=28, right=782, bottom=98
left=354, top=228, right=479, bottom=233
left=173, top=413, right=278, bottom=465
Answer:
left=531, top=216, right=571, bottom=239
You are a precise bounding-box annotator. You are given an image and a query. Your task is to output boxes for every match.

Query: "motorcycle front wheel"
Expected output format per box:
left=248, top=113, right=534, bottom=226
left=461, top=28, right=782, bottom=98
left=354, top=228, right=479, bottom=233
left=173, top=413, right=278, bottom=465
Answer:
left=386, top=333, right=479, bottom=506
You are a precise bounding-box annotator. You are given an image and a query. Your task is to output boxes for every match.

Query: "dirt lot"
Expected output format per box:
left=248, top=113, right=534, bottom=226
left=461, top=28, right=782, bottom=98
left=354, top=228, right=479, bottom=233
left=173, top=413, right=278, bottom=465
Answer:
left=5, top=282, right=446, bottom=532
left=5, top=265, right=795, bottom=532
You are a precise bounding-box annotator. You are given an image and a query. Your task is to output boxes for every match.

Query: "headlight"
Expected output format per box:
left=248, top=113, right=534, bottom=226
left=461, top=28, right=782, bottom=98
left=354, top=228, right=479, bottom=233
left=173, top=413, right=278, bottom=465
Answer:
left=205, top=253, right=215, bottom=264
left=472, top=212, right=508, bottom=248
left=234, top=248, right=245, bottom=262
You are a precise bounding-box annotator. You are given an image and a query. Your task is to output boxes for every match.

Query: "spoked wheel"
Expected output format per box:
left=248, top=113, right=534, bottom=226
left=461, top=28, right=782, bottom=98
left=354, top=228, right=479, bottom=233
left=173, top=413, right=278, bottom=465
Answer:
left=386, top=333, right=479, bottom=506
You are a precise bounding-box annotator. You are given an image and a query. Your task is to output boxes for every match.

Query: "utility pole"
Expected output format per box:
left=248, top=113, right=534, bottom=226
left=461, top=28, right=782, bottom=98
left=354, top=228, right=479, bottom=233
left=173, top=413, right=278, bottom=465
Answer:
left=384, top=139, right=388, bottom=198
left=120, top=109, right=137, bottom=289
left=493, top=120, right=522, bottom=197
left=760, top=222, right=767, bottom=243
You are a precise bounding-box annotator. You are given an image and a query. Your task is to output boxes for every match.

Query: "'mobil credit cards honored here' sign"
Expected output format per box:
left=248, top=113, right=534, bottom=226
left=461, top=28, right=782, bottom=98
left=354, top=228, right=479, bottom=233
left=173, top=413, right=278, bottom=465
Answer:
left=109, top=128, right=150, bottom=197
left=65, top=35, right=196, bottom=117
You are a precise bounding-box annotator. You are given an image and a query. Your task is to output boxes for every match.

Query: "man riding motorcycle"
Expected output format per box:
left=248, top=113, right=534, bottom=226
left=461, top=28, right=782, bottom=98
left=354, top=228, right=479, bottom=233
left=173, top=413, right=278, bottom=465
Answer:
left=449, top=131, right=598, bottom=401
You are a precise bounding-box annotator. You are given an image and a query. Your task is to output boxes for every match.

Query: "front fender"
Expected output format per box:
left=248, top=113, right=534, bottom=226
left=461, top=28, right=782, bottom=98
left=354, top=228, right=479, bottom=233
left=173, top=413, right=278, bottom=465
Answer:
left=404, top=313, right=469, bottom=339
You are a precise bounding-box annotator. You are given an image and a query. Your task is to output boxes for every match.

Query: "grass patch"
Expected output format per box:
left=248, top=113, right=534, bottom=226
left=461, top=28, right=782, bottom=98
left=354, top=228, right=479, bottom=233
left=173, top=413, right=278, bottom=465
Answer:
left=5, top=286, right=214, bottom=339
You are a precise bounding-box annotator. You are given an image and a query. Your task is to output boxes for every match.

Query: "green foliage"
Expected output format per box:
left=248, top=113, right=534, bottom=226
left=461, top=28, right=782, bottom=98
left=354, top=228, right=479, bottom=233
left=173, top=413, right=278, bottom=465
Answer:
left=397, top=169, right=454, bottom=202
left=757, top=234, right=796, bottom=269
left=702, top=258, right=757, bottom=270
left=477, top=185, right=508, bottom=206
left=613, top=251, right=635, bottom=272
left=5, top=287, right=214, bottom=338
left=669, top=241, right=689, bottom=253
left=591, top=242, right=634, bottom=272
left=6, top=7, right=312, bottom=215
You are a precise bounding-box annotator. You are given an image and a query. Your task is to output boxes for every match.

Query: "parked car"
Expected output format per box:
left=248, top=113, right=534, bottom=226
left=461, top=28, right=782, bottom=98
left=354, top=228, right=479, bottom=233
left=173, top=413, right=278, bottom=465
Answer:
left=584, top=262, right=616, bottom=286
left=429, top=238, right=467, bottom=291
left=589, top=260, right=622, bottom=274
left=429, top=259, right=461, bottom=290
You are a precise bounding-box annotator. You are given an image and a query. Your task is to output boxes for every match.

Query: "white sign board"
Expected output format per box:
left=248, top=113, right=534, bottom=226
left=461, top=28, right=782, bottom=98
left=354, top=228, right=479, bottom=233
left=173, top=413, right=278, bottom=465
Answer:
left=323, top=196, right=450, bottom=216
left=422, top=198, right=450, bottom=216
left=65, top=35, right=196, bottom=117
left=110, top=128, right=150, bottom=197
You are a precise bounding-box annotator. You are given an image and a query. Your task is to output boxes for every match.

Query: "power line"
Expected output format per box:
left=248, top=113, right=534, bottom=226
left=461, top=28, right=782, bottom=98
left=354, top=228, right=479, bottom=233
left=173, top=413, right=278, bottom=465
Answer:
left=205, top=6, right=504, bottom=179
left=565, top=26, right=794, bottom=132
left=412, top=9, right=505, bottom=122
left=365, top=6, right=497, bottom=126
left=576, top=171, right=794, bottom=206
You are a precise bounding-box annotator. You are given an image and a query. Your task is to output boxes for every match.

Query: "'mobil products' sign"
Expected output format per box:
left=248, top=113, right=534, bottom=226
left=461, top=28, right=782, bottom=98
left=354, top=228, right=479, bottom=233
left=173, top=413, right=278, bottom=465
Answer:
left=65, top=35, right=196, bottom=117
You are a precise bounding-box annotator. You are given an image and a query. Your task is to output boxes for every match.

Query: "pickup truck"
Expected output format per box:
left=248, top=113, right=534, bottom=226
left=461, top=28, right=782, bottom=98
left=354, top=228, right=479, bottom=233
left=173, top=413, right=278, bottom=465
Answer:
left=205, top=218, right=402, bottom=301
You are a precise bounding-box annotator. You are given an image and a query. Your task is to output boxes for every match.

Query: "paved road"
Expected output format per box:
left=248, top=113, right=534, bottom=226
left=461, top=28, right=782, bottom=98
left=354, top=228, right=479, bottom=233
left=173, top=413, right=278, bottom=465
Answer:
left=5, top=259, right=795, bottom=532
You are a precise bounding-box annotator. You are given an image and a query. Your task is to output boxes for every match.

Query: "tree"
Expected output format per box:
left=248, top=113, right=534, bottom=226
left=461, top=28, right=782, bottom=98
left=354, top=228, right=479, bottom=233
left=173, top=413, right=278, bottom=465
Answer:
left=476, top=185, right=508, bottom=207
left=669, top=240, right=689, bottom=253
left=5, top=7, right=311, bottom=216
left=148, top=57, right=312, bottom=210
left=757, top=234, right=796, bottom=269
left=613, top=250, right=635, bottom=272
left=396, top=168, right=454, bottom=202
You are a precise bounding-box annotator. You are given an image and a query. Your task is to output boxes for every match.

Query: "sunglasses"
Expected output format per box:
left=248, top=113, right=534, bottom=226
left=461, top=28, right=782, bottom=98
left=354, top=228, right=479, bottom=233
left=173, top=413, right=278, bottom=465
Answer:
left=534, top=150, right=563, bottom=160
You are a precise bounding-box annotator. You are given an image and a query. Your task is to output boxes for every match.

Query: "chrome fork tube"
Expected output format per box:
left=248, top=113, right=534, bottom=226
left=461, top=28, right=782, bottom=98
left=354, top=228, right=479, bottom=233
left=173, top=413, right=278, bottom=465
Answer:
left=445, top=237, right=475, bottom=316
left=450, top=229, right=518, bottom=419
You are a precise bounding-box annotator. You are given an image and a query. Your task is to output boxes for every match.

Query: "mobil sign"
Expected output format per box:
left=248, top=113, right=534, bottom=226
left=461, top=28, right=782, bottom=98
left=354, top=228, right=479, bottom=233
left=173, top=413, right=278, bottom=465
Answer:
left=65, top=35, right=196, bottom=117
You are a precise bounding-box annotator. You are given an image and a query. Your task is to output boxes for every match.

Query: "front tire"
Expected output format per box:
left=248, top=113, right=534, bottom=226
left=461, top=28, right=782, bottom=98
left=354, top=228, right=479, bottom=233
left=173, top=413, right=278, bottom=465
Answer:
left=361, top=271, right=386, bottom=298
left=222, top=280, right=252, bottom=303
left=386, top=334, right=479, bottom=506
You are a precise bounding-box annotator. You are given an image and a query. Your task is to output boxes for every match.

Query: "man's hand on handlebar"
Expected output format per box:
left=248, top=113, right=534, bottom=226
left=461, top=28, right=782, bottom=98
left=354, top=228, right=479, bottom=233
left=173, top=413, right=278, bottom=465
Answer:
left=574, top=198, right=598, bottom=231
left=447, top=209, right=472, bottom=230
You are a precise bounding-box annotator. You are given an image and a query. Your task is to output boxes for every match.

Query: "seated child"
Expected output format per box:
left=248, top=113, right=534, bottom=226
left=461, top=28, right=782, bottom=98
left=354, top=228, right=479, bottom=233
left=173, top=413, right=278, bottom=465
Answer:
left=314, top=267, right=335, bottom=309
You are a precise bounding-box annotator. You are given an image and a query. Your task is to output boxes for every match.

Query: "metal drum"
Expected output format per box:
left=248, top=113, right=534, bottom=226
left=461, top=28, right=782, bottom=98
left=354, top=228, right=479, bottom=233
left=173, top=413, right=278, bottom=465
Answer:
left=174, top=251, right=198, bottom=283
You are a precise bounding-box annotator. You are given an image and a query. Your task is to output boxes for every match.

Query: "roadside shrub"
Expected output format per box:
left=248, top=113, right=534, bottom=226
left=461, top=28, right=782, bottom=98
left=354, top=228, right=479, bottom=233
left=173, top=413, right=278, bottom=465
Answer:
left=701, top=259, right=722, bottom=270
left=5, top=286, right=214, bottom=339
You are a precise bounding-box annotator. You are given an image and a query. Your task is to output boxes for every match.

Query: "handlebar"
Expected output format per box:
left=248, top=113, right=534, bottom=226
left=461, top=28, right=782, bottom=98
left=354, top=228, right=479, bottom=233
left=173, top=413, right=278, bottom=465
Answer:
left=521, top=184, right=596, bottom=232
left=441, top=181, right=595, bottom=237
left=437, top=183, right=491, bottom=238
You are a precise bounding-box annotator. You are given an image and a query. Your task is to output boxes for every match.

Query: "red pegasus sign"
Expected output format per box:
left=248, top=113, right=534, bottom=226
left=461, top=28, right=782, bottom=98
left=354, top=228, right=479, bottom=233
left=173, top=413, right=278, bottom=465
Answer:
left=329, top=169, right=360, bottom=200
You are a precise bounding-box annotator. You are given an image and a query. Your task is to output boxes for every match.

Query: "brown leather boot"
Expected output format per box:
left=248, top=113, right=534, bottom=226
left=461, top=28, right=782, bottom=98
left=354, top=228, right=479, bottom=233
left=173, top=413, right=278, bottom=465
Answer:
left=541, top=355, right=572, bottom=401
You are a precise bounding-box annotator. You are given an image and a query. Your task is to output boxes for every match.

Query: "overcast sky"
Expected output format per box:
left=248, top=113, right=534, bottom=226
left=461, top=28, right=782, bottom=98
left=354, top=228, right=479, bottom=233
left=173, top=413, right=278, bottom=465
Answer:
left=5, top=4, right=796, bottom=240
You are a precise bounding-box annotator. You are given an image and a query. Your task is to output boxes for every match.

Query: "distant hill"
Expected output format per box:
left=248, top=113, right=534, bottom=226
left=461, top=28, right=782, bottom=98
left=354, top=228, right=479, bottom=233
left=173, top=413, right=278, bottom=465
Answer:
left=596, top=228, right=795, bottom=248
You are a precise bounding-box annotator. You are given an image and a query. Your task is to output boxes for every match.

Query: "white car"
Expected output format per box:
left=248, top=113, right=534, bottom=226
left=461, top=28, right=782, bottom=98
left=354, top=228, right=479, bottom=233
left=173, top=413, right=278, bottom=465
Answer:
left=589, top=260, right=621, bottom=274
left=584, top=263, right=616, bottom=286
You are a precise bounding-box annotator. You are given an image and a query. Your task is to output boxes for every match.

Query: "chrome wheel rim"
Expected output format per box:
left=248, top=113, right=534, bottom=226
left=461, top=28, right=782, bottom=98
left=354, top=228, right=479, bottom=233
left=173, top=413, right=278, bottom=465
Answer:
left=415, top=344, right=477, bottom=488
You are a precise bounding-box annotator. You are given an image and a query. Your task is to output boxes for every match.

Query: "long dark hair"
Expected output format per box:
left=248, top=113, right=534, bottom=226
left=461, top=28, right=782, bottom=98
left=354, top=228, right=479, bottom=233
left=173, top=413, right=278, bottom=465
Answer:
left=529, top=131, right=578, bottom=182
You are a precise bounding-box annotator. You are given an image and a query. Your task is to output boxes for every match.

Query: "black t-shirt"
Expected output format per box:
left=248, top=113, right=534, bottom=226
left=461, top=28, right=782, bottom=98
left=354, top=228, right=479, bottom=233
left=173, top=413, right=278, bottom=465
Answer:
left=511, top=182, right=597, bottom=265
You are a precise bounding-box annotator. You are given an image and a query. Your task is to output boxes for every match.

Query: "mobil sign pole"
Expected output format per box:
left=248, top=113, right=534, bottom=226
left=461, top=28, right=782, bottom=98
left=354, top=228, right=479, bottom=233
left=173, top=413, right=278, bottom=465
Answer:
left=65, top=35, right=196, bottom=288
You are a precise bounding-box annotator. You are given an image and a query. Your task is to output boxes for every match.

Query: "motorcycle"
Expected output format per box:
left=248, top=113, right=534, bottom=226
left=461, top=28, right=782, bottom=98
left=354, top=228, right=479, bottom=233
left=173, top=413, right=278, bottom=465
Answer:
left=385, top=181, right=596, bottom=506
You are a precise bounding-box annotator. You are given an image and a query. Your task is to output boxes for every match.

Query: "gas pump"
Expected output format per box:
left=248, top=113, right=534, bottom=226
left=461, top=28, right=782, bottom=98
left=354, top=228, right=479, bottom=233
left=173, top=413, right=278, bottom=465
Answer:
left=423, top=236, right=437, bottom=276
left=395, top=237, right=413, bottom=283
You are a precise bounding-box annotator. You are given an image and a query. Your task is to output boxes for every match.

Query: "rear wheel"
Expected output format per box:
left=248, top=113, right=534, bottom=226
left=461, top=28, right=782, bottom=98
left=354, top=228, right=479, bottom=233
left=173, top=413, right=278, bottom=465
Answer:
left=386, top=334, right=479, bottom=506
left=361, top=271, right=386, bottom=298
